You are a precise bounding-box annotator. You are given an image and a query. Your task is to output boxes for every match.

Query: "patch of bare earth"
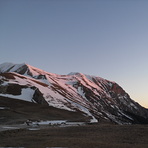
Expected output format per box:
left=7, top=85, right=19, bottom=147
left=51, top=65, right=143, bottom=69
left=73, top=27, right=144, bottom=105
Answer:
left=0, top=124, right=148, bottom=148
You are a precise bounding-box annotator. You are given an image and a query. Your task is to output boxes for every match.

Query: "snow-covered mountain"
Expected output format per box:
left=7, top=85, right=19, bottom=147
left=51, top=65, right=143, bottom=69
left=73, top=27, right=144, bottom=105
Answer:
left=0, top=62, right=148, bottom=124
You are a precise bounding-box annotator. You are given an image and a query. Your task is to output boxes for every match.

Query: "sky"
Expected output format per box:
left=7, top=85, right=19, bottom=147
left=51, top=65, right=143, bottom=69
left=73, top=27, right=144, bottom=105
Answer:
left=0, top=0, right=148, bottom=108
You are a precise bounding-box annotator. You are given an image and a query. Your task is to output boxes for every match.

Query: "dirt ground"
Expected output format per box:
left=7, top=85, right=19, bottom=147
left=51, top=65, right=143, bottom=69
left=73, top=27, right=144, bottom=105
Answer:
left=0, top=124, right=148, bottom=148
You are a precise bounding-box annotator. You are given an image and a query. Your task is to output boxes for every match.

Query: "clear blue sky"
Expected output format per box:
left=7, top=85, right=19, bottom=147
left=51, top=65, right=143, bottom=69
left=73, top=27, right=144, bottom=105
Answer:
left=0, top=0, right=148, bottom=108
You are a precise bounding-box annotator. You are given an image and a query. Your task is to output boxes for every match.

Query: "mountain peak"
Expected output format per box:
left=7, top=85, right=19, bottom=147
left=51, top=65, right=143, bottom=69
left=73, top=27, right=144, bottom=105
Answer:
left=0, top=62, right=148, bottom=124
left=68, top=72, right=85, bottom=76
left=68, top=72, right=80, bottom=75
left=0, top=62, right=26, bottom=73
left=0, top=62, right=49, bottom=77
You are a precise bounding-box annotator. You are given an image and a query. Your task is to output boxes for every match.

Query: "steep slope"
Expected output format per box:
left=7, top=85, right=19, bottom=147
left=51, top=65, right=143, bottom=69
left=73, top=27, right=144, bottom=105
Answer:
left=0, top=62, right=148, bottom=124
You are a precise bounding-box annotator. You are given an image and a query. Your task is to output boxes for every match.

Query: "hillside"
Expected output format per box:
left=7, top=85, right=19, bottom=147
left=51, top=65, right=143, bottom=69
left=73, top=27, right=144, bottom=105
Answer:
left=0, top=62, right=148, bottom=124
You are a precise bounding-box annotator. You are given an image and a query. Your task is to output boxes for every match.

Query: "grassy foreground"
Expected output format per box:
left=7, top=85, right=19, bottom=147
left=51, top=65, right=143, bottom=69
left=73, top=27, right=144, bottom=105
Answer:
left=0, top=124, right=148, bottom=148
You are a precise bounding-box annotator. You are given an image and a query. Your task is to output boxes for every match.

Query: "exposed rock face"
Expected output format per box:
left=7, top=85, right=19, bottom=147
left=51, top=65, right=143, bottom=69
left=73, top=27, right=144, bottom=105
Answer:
left=32, top=87, right=48, bottom=105
left=0, top=84, right=23, bottom=95
left=0, top=62, right=148, bottom=124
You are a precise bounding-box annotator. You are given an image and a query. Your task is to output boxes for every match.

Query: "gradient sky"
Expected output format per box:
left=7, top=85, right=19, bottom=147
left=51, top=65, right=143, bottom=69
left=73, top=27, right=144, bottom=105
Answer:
left=0, top=0, right=148, bottom=108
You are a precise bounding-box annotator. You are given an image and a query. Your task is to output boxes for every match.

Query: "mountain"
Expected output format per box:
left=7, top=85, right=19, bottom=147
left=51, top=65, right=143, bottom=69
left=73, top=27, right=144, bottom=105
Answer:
left=0, top=62, right=148, bottom=124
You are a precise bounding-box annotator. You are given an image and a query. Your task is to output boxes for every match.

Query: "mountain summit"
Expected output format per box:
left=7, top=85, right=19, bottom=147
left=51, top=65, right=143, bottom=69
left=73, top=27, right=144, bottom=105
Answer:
left=0, top=62, right=148, bottom=124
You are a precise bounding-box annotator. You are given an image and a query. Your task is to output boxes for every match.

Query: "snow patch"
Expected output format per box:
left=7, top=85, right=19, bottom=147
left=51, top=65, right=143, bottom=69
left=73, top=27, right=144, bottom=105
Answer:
left=33, top=120, right=67, bottom=125
left=66, top=99, right=98, bottom=123
left=77, top=87, right=87, bottom=100
left=0, top=107, right=9, bottom=110
left=0, top=88, right=35, bottom=102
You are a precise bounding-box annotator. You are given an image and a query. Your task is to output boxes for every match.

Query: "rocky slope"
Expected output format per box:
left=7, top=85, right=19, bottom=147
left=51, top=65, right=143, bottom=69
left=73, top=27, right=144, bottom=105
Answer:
left=0, top=62, right=148, bottom=124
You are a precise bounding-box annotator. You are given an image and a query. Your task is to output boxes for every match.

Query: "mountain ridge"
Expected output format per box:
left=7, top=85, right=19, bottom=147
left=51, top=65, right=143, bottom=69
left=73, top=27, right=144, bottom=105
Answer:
left=0, top=62, right=148, bottom=124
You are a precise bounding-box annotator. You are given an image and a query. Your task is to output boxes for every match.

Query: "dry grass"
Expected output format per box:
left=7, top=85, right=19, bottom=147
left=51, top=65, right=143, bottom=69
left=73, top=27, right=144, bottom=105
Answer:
left=0, top=124, right=148, bottom=148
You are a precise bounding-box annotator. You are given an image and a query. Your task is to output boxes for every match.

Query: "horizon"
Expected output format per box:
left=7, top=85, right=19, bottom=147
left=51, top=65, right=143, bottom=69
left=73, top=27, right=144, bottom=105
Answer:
left=0, top=0, right=148, bottom=108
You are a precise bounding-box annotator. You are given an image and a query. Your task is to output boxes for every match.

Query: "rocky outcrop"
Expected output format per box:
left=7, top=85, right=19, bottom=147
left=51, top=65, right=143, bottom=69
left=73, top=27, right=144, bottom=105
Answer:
left=0, top=84, right=22, bottom=95
left=32, top=87, right=48, bottom=105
